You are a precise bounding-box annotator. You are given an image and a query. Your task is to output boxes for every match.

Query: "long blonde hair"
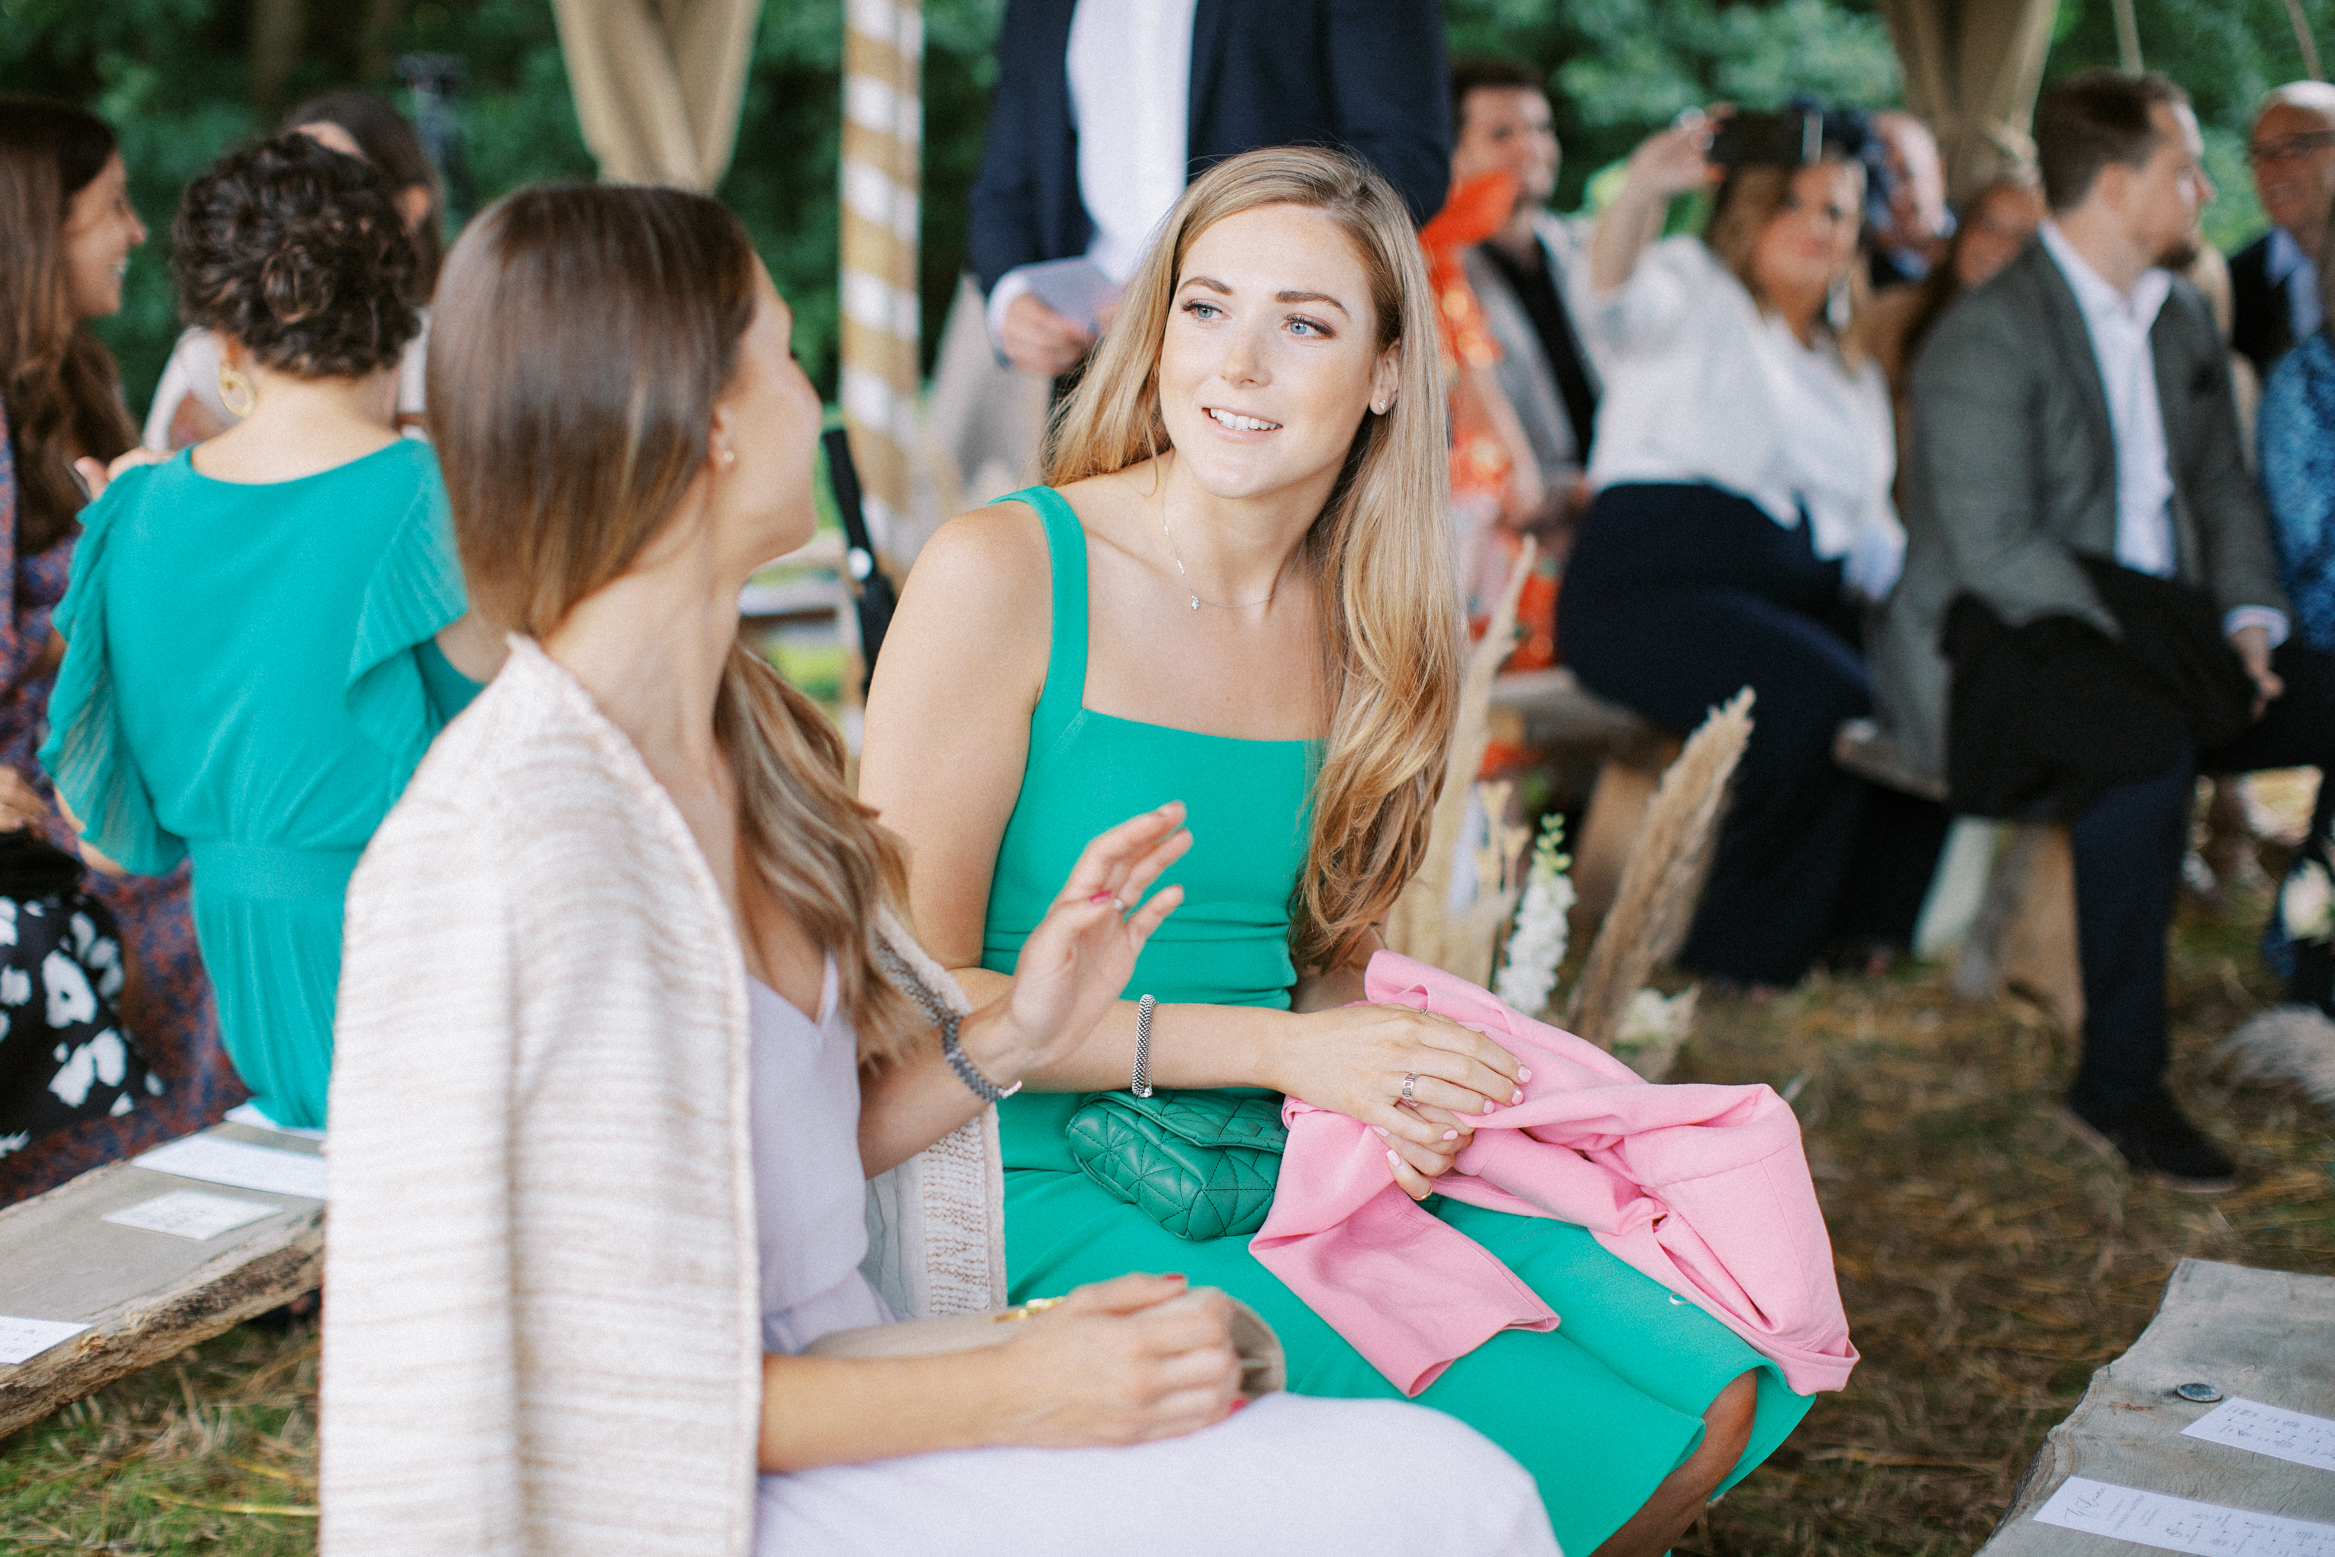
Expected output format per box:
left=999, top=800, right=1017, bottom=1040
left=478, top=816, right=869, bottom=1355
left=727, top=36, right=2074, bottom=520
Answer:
left=1045, top=147, right=1460, bottom=973
left=430, top=184, right=925, bottom=1065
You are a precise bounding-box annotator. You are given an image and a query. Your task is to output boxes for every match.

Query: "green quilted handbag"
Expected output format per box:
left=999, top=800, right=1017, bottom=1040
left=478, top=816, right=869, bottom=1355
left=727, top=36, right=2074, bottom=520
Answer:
left=1064, top=1089, right=1288, bottom=1241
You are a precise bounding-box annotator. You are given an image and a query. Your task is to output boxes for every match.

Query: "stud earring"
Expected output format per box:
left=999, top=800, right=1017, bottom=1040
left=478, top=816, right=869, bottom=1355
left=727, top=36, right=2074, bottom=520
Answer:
left=716, top=444, right=737, bottom=467
left=218, top=362, right=256, bottom=420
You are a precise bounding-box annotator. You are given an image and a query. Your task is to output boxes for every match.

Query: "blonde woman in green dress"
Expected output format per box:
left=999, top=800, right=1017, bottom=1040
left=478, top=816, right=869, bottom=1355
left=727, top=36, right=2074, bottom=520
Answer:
left=862, top=146, right=1811, bottom=1557
left=45, top=133, right=502, bottom=1131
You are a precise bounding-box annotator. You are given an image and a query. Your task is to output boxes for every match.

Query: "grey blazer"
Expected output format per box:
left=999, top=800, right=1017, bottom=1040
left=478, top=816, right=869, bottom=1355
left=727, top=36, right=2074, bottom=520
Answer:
left=1869, top=239, right=2286, bottom=782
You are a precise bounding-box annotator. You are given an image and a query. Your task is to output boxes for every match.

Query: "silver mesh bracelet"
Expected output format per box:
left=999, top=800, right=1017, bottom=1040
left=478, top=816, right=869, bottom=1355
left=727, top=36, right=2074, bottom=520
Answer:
left=1132, top=994, right=1156, bottom=1097
left=875, top=939, right=1020, bottom=1103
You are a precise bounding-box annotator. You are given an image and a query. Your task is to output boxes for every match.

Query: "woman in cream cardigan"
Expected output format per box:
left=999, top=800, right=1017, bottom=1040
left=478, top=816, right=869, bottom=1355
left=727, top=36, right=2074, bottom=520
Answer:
left=318, top=185, right=1555, bottom=1557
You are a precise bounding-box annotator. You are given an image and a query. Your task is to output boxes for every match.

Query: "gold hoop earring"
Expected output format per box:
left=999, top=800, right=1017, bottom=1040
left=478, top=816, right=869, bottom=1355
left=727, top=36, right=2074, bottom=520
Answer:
left=218, top=363, right=256, bottom=420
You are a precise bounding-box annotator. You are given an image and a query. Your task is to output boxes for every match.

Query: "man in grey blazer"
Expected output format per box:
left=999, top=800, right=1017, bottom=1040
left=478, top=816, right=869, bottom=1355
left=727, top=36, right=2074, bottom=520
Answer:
left=1874, top=70, right=2335, bottom=1193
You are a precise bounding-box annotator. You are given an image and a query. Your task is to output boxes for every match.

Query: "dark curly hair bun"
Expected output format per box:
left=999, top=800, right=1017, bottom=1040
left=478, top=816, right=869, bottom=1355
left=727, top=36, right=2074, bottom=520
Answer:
left=172, top=131, right=419, bottom=380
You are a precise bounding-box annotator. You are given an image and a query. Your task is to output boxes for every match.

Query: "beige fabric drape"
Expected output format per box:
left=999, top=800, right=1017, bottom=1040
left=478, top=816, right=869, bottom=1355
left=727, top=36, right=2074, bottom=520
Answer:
left=550, top=0, right=762, bottom=191
left=1883, top=0, right=2062, bottom=199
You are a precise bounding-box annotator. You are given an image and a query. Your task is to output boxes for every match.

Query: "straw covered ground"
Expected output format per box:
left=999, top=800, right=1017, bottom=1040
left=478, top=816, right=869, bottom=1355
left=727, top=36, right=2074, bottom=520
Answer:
left=2, top=888, right=2331, bottom=1555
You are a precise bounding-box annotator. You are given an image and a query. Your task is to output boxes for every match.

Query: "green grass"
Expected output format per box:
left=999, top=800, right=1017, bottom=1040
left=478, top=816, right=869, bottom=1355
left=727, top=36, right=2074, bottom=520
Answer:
left=3, top=885, right=2331, bottom=1555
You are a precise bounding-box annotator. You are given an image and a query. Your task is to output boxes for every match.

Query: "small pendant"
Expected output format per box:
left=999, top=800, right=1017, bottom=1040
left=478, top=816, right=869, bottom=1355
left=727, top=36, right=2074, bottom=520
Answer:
left=1189, top=596, right=1202, bottom=611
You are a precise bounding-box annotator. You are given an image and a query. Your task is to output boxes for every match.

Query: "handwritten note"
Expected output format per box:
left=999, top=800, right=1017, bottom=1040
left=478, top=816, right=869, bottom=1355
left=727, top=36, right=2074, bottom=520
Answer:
left=0, top=1316, right=90, bottom=1367
left=2036, top=1477, right=2335, bottom=1556
left=134, top=1136, right=327, bottom=1201
left=2184, top=1398, right=2335, bottom=1476
left=103, top=1189, right=281, bottom=1242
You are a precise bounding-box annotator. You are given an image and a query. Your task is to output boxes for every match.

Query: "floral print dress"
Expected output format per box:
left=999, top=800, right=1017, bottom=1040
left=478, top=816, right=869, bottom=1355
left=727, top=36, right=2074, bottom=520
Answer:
left=0, top=413, right=241, bottom=1203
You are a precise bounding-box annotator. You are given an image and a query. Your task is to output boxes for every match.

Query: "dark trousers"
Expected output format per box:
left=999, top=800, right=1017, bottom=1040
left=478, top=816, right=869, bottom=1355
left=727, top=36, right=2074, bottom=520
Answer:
left=2069, top=639, right=2335, bottom=1114
left=1558, top=483, right=1947, bottom=985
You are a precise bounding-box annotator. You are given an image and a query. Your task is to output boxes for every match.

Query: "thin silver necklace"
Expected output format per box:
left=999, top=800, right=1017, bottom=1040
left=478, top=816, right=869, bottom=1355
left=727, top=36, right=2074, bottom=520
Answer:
left=1161, top=503, right=1283, bottom=611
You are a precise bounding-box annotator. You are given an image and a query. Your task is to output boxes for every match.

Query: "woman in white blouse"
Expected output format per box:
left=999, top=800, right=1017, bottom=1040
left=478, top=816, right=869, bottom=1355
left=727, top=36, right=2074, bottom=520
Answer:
left=1556, top=106, right=1945, bottom=990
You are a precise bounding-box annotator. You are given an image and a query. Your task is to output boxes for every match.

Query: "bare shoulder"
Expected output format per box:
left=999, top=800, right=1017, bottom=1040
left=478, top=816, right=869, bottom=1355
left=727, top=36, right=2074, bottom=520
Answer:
left=906, top=499, right=1052, bottom=614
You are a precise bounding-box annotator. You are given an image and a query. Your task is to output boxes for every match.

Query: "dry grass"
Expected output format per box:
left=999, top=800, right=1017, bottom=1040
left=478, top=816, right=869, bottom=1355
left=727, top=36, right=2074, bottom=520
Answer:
left=0, top=1321, right=317, bottom=1555
left=1679, top=887, right=2335, bottom=1557
left=2, top=891, right=2330, bottom=1556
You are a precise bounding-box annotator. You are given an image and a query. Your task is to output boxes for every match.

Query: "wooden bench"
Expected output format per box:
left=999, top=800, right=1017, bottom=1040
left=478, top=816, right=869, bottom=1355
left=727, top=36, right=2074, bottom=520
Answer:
left=1486, top=668, right=1675, bottom=941
left=1976, top=1257, right=2335, bottom=1553
left=0, top=1119, right=325, bottom=1439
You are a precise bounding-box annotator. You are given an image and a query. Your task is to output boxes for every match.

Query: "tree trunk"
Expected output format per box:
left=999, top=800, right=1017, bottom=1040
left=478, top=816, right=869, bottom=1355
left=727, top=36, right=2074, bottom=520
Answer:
left=249, top=0, right=307, bottom=117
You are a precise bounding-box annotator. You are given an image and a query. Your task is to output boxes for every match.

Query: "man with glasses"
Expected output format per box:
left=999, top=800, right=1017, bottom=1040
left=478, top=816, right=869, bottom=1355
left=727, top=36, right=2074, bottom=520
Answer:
left=2231, top=81, right=2335, bottom=380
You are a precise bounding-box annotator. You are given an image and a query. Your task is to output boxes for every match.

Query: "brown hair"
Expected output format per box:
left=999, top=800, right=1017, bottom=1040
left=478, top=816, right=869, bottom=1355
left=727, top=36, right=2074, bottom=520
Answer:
left=0, top=99, right=137, bottom=554
left=283, top=91, right=444, bottom=300
left=429, top=183, right=924, bottom=1064
left=1043, top=146, right=1460, bottom=974
left=173, top=132, right=419, bottom=381
left=2035, top=69, right=2188, bottom=213
left=1706, top=158, right=1874, bottom=368
left=1450, top=56, right=1546, bottom=136
left=1901, top=169, right=2044, bottom=367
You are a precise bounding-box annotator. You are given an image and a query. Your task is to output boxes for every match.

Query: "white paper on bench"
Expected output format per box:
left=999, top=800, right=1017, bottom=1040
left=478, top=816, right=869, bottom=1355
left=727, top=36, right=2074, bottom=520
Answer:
left=133, top=1137, right=327, bottom=1201
left=223, top=1101, right=325, bottom=1141
left=2035, top=1477, right=2335, bottom=1555
left=0, top=1316, right=90, bottom=1366
left=103, top=1189, right=281, bottom=1242
left=2183, top=1397, right=2335, bottom=1475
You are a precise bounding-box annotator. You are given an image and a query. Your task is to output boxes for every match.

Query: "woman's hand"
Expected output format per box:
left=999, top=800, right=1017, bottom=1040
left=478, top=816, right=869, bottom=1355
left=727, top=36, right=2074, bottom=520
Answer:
left=1275, top=1003, right=1528, bottom=1198
left=981, top=803, right=1191, bottom=1079
left=71, top=447, right=167, bottom=504
left=991, top=1274, right=1242, bottom=1447
left=0, top=767, right=47, bottom=832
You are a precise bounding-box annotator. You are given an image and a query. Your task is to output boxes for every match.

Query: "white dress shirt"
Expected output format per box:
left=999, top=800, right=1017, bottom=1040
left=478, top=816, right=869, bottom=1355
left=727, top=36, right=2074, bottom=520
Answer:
left=1586, top=237, right=1905, bottom=598
left=2038, top=222, right=2288, bottom=643
left=985, top=0, right=1198, bottom=349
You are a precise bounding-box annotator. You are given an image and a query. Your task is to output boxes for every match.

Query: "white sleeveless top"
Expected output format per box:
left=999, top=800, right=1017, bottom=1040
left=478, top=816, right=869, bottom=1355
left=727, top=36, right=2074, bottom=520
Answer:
left=747, top=965, right=892, bottom=1355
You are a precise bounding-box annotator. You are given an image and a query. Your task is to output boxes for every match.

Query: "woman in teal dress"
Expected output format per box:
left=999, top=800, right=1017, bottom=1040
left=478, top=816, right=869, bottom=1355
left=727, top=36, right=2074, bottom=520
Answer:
left=43, top=133, right=502, bottom=1131
left=863, top=147, right=1822, bottom=1557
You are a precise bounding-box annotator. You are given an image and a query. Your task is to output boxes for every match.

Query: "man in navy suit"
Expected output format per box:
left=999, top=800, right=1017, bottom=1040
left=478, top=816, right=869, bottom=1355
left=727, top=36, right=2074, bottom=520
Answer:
left=968, top=0, right=1451, bottom=377
left=2229, top=82, right=2335, bottom=381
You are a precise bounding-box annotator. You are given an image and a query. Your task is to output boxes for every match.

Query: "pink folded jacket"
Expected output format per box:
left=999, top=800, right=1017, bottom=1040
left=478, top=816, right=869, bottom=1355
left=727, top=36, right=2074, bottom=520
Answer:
left=1250, top=951, right=1857, bottom=1397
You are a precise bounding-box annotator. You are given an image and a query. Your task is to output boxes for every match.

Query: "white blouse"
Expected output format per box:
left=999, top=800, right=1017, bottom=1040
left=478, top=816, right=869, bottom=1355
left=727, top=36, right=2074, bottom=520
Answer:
left=1585, top=236, right=1905, bottom=599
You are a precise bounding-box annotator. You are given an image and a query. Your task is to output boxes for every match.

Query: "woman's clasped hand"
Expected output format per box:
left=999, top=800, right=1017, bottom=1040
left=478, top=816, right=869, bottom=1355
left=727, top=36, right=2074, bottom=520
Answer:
left=1277, top=1001, right=1528, bottom=1199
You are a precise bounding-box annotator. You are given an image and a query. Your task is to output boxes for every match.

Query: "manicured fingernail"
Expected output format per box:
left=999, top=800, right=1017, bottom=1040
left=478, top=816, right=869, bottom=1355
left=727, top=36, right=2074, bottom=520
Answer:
left=1519, top=1067, right=1533, bottom=1081
left=1371, top=1124, right=1390, bottom=1138
left=1442, top=1129, right=1459, bottom=1140
left=1511, top=1089, right=1524, bottom=1104
left=1386, top=1149, right=1402, bottom=1169
left=1483, top=1099, right=1497, bottom=1114
left=1088, top=891, right=1116, bottom=905
left=1163, top=1272, right=1186, bottom=1282
left=1229, top=1397, right=1249, bottom=1413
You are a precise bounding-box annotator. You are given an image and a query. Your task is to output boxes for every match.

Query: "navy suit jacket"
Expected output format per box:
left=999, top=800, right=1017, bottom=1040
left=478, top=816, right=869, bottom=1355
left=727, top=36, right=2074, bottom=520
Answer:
left=2230, top=231, right=2298, bottom=382
left=967, top=0, right=1452, bottom=295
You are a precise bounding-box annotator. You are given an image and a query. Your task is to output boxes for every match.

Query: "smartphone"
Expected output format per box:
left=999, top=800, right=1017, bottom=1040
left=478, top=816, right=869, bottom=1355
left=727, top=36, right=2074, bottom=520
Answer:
left=1709, top=109, right=1824, bottom=170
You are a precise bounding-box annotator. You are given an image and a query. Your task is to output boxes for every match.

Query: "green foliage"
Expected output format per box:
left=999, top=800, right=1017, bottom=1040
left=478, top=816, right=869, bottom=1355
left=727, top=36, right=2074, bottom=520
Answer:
left=4, top=0, right=2324, bottom=415
left=1446, top=0, right=1903, bottom=213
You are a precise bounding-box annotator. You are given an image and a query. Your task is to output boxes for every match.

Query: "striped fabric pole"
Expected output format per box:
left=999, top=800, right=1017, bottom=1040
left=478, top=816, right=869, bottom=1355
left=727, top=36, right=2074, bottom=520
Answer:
left=839, top=0, right=922, bottom=556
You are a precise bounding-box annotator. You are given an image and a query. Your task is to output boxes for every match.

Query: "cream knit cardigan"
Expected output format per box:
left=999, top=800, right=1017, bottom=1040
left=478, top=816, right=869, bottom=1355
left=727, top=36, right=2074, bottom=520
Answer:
left=320, top=638, right=1006, bottom=1557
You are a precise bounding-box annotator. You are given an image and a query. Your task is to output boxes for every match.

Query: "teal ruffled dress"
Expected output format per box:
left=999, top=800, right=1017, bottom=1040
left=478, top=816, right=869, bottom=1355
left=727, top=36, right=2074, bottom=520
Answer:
left=42, top=440, right=478, bottom=1130
left=982, top=487, right=1813, bottom=1554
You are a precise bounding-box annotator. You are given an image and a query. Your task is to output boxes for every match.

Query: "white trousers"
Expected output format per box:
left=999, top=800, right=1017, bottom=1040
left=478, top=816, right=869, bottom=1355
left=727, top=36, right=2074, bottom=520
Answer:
left=756, top=1391, right=1561, bottom=1556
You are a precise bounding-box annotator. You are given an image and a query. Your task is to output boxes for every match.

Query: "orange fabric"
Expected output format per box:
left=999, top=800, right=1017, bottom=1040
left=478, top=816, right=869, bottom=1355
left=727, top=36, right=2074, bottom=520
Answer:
left=1422, top=172, right=1522, bottom=516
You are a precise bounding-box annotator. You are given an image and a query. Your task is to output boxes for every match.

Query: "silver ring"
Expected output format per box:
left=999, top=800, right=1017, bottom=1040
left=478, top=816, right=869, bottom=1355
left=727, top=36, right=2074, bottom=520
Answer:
left=1400, top=1073, right=1417, bottom=1105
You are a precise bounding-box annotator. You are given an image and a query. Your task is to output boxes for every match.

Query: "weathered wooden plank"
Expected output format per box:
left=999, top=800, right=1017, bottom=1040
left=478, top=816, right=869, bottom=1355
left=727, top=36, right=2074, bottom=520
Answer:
left=0, top=1124, right=326, bottom=1439
left=1976, top=1259, right=2335, bottom=1554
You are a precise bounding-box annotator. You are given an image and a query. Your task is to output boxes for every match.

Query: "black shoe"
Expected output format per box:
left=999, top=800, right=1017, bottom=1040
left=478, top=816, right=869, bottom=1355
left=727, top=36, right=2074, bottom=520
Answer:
left=2062, top=1090, right=2238, bottom=1196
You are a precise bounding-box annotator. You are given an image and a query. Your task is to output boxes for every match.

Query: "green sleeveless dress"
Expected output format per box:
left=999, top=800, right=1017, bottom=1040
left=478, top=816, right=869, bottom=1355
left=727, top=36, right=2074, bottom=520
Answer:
left=983, top=488, right=1812, bottom=1553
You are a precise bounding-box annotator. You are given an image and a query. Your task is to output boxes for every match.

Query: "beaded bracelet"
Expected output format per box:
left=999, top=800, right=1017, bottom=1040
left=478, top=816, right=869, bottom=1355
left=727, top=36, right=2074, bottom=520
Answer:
left=1132, top=994, right=1156, bottom=1097
left=875, top=939, right=1021, bottom=1104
